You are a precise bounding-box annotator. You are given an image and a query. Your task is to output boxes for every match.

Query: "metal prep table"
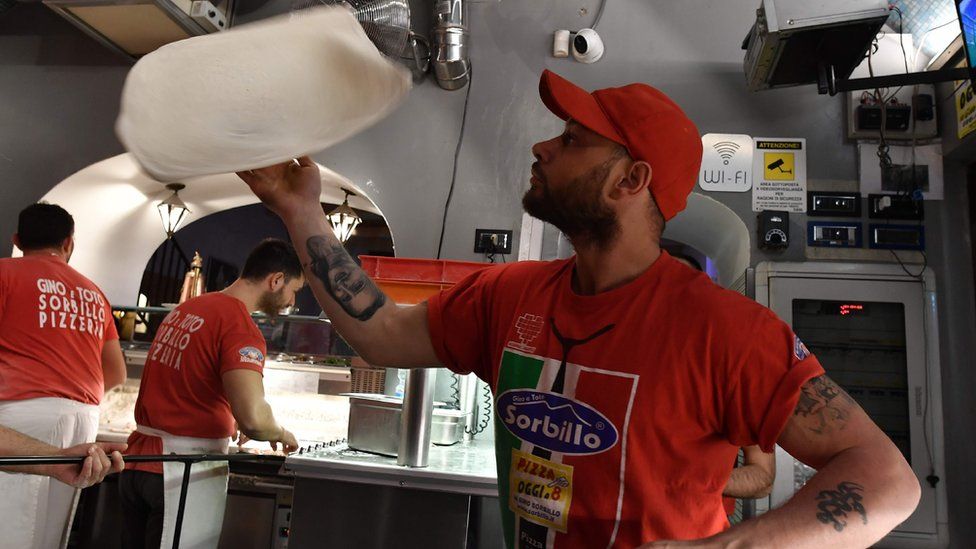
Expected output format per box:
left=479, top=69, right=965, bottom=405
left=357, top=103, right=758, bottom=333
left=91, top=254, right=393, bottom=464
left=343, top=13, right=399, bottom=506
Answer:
left=284, top=439, right=502, bottom=548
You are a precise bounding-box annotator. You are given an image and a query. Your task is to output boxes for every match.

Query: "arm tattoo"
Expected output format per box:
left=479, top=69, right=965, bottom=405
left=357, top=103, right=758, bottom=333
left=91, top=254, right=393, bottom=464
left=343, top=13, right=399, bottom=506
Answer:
left=306, top=235, right=387, bottom=321
left=793, top=375, right=857, bottom=435
left=815, top=481, right=867, bottom=532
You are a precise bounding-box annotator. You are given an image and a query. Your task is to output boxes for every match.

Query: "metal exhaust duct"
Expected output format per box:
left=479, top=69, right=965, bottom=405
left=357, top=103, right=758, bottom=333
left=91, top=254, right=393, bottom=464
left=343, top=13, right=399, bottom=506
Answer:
left=431, top=0, right=469, bottom=90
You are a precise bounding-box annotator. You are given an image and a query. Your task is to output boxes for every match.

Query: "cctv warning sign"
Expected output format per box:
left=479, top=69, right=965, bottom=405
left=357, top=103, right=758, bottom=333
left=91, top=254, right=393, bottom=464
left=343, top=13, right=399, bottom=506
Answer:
left=763, top=152, right=795, bottom=181
left=752, top=138, right=806, bottom=213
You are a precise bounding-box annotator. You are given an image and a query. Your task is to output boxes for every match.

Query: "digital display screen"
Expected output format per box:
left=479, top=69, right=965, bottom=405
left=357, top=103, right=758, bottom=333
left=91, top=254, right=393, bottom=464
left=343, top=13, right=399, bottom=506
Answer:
left=959, top=0, right=976, bottom=74
left=808, top=300, right=870, bottom=316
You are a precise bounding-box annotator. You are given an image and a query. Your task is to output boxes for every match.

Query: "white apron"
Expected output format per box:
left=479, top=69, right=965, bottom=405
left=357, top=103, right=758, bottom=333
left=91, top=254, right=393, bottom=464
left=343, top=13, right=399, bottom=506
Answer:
left=136, top=425, right=230, bottom=549
left=0, top=397, right=99, bottom=549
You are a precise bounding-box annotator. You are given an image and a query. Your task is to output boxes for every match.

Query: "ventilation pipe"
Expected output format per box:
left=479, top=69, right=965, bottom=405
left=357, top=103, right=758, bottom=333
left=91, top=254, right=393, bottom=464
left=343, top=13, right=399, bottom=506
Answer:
left=431, top=0, right=469, bottom=90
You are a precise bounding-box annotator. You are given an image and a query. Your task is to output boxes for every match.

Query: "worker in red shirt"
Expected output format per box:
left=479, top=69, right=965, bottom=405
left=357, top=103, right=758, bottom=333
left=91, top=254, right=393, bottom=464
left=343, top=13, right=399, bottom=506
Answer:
left=240, top=70, right=919, bottom=547
left=0, top=203, right=126, bottom=549
left=119, top=238, right=303, bottom=549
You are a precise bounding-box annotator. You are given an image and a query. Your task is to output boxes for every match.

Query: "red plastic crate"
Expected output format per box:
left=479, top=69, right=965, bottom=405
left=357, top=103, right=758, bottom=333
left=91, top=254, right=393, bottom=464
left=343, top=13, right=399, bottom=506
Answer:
left=359, top=256, right=491, bottom=304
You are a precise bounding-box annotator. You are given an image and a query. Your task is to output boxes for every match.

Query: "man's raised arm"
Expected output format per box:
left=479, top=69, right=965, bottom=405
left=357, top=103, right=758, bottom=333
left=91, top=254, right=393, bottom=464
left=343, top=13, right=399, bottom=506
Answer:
left=238, top=157, right=440, bottom=368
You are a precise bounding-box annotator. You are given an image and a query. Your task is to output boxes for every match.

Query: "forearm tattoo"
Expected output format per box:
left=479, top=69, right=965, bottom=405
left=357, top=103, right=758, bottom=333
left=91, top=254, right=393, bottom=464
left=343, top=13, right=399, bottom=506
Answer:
left=793, top=375, right=857, bottom=435
left=815, top=481, right=867, bottom=532
left=306, top=235, right=387, bottom=321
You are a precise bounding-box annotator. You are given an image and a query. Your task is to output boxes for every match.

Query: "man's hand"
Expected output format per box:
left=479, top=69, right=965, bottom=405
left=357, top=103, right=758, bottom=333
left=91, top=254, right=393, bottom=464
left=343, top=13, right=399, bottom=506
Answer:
left=268, top=427, right=299, bottom=454
left=237, top=156, right=322, bottom=220
left=50, top=442, right=126, bottom=488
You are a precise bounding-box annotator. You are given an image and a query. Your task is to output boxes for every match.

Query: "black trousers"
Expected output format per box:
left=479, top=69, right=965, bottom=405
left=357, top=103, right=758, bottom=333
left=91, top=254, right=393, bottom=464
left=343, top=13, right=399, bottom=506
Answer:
left=118, top=470, right=165, bottom=549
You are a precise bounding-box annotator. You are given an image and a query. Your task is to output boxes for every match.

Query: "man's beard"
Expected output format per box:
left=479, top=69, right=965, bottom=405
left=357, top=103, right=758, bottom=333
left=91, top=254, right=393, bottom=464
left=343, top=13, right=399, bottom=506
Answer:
left=522, top=159, right=619, bottom=248
left=257, top=288, right=288, bottom=318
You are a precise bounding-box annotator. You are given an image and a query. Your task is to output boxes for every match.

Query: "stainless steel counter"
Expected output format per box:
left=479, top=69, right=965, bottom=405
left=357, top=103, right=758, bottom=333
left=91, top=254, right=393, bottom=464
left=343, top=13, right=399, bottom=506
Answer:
left=284, top=438, right=498, bottom=497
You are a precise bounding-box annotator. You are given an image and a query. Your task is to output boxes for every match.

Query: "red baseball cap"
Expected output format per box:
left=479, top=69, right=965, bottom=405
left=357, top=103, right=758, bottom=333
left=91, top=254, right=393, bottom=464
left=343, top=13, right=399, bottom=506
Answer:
left=539, top=70, right=703, bottom=221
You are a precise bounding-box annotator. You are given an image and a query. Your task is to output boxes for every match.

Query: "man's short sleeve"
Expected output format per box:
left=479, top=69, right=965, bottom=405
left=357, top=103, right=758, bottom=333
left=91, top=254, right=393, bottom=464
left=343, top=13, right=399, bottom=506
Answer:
left=426, top=267, right=498, bottom=381
left=219, top=332, right=266, bottom=375
left=724, top=309, right=825, bottom=452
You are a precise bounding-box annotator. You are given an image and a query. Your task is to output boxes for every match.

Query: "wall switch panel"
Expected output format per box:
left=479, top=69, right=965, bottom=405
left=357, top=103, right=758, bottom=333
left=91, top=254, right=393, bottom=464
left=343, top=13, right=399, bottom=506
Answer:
left=808, top=191, right=861, bottom=217
left=808, top=222, right=862, bottom=248
left=868, top=224, right=925, bottom=250
left=868, top=194, right=924, bottom=220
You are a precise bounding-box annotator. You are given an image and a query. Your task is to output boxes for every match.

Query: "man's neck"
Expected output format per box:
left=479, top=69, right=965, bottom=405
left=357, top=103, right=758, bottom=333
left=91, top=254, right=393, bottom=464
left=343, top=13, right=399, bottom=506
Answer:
left=22, top=248, right=66, bottom=261
left=221, top=279, right=261, bottom=312
left=570, top=229, right=661, bottom=295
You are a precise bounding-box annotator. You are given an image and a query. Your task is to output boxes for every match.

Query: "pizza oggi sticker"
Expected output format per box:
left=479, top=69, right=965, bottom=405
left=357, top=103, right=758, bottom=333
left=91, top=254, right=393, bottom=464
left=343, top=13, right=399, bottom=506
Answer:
left=509, top=449, right=574, bottom=533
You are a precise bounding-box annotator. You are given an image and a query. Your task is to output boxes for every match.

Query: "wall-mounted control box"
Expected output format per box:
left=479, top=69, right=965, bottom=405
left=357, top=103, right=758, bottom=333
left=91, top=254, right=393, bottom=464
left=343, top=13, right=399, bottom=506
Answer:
left=758, top=211, right=789, bottom=250
left=807, top=222, right=862, bottom=248
left=868, top=194, right=923, bottom=220
left=808, top=191, right=861, bottom=217
left=868, top=224, right=925, bottom=250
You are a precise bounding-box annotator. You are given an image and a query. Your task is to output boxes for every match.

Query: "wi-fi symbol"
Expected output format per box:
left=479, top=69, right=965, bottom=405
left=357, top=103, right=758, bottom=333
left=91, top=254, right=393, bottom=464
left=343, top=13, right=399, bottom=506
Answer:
left=713, top=141, right=741, bottom=165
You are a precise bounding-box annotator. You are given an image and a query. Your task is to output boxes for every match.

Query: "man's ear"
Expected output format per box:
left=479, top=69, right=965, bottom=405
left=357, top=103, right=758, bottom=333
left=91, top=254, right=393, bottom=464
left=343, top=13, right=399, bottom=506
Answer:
left=269, top=272, right=285, bottom=291
left=12, top=234, right=21, bottom=252
left=613, top=160, right=653, bottom=198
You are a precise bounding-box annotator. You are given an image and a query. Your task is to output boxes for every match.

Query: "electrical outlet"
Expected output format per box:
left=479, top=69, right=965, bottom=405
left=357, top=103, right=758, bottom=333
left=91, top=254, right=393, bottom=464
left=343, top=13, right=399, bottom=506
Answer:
left=474, top=229, right=513, bottom=254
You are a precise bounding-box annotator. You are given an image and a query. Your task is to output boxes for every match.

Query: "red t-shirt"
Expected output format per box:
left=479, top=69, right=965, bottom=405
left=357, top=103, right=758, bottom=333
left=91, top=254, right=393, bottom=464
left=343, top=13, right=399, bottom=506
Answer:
left=722, top=496, right=736, bottom=517
left=126, top=292, right=266, bottom=474
left=426, top=252, right=824, bottom=547
left=0, top=255, right=118, bottom=405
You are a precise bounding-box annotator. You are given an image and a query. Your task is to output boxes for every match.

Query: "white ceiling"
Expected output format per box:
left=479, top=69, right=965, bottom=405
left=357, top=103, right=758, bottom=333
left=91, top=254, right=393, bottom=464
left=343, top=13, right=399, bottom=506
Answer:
left=13, top=153, right=386, bottom=305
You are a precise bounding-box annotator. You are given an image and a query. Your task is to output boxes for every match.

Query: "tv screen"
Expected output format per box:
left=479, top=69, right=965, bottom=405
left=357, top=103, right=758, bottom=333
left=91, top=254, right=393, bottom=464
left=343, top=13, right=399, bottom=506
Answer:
left=959, top=0, right=976, bottom=73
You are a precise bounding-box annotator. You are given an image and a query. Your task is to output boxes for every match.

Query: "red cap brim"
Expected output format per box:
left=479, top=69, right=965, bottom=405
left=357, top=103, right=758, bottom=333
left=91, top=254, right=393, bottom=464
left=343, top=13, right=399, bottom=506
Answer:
left=539, top=70, right=626, bottom=146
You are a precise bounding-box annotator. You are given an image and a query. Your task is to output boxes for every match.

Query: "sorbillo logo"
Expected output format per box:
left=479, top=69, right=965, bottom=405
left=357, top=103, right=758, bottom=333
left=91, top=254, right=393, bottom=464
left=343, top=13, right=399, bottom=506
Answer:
left=498, top=389, right=618, bottom=455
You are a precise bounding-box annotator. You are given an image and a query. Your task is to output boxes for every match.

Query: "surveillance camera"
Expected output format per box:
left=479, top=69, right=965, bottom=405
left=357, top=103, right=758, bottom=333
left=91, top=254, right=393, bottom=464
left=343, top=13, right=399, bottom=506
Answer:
left=571, top=28, right=604, bottom=64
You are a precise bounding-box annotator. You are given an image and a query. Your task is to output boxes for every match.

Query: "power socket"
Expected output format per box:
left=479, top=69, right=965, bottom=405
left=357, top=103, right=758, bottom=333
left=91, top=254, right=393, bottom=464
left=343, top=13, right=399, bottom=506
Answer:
left=473, top=229, right=513, bottom=254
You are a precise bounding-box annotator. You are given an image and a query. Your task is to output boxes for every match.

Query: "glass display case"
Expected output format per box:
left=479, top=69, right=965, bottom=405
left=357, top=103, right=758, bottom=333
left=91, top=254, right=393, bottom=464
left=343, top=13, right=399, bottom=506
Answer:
left=103, top=306, right=361, bottom=449
left=114, top=305, right=355, bottom=364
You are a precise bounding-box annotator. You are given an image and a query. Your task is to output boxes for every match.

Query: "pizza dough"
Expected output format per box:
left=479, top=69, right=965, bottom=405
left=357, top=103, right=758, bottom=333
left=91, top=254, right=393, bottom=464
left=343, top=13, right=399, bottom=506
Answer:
left=116, top=6, right=411, bottom=182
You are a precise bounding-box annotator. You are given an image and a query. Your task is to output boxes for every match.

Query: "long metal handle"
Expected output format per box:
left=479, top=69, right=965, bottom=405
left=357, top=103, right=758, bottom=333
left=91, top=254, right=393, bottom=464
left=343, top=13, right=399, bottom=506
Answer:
left=172, top=461, right=193, bottom=549
left=0, top=453, right=263, bottom=466
left=0, top=453, right=262, bottom=549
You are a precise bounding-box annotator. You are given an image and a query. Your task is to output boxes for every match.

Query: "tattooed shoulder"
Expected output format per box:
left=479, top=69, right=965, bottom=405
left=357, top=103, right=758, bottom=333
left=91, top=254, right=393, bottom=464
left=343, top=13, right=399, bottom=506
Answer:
left=793, top=375, right=857, bottom=435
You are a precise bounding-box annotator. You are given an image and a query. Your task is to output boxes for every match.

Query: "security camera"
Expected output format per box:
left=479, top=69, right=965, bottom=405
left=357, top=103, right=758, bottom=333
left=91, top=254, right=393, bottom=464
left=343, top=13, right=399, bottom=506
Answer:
left=571, top=28, right=604, bottom=64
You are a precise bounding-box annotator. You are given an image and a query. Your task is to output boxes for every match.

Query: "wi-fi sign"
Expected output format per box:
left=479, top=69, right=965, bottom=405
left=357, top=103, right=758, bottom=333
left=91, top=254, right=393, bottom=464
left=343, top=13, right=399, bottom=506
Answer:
left=699, top=134, right=753, bottom=193
left=713, top=141, right=740, bottom=165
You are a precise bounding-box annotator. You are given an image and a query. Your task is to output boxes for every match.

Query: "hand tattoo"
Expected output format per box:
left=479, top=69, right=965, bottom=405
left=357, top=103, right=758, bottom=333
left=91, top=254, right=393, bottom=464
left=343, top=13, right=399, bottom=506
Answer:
left=306, top=236, right=387, bottom=321
left=793, top=375, right=857, bottom=435
left=815, top=481, right=867, bottom=532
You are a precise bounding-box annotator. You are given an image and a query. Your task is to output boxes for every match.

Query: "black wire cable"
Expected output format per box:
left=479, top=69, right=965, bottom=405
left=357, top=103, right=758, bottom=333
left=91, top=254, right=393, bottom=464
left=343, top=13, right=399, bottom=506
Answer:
left=465, top=382, right=492, bottom=436
left=883, top=6, right=910, bottom=102
left=436, top=64, right=474, bottom=260
left=450, top=373, right=461, bottom=409
left=591, top=0, right=608, bottom=29
left=944, top=79, right=970, bottom=101
left=877, top=4, right=937, bottom=485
